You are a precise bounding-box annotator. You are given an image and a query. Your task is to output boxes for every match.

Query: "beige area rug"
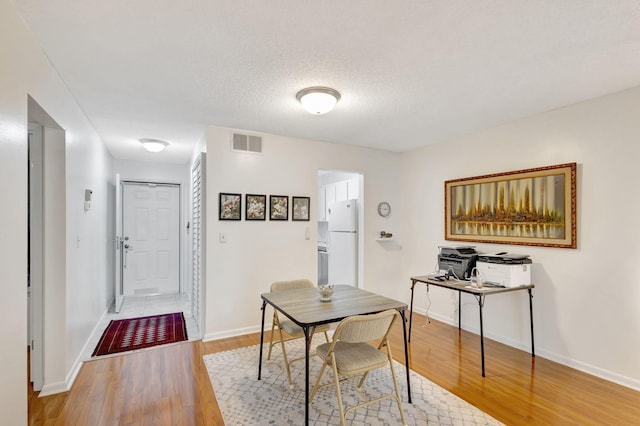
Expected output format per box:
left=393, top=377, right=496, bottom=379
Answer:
left=203, top=338, right=503, bottom=425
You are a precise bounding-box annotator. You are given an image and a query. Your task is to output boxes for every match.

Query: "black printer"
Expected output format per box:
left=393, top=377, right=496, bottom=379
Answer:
left=437, top=246, right=479, bottom=280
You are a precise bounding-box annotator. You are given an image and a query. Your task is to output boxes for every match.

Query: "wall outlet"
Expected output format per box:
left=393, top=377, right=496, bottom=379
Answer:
left=219, top=232, right=227, bottom=243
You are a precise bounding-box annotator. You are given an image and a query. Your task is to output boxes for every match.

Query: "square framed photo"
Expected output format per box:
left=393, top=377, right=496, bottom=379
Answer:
left=245, top=194, right=266, bottom=220
left=219, top=193, right=242, bottom=220
left=269, top=195, right=289, bottom=221
left=292, top=196, right=310, bottom=221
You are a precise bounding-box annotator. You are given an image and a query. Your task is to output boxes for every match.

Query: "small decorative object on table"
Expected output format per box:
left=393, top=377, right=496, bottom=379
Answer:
left=469, top=267, right=483, bottom=288
left=318, top=284, right=334, bottom=302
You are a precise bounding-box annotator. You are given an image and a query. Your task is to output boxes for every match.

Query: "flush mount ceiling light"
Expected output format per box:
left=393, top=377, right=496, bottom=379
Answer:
left=296, top=86, right=341, bottom=115
left=139, top=138, right=169, bottom=153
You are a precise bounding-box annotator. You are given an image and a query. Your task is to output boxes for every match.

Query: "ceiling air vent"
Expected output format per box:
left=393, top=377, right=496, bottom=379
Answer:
left=231, top=132, right=263, bottom=154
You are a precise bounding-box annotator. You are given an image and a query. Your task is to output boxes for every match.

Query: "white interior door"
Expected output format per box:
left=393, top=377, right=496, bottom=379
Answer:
left=123, top=183, right=180, bottom=295
left=113, top=174, right=124, bottom=312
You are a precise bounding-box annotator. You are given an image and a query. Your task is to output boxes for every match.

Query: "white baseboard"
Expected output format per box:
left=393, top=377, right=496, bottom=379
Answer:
left=39, top=306, right=110, bottom=397
left=534, top=348, right=640, bottom=392
left=409, top=306, right=640, bottom=392
left=38, top=380, right=68, bottom=397
left=203, top=324, right=262, bottom=342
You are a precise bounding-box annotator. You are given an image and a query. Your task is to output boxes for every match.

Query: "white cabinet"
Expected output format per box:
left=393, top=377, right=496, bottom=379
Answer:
left=347, top=177, right=359, bottom=200
left=324, top=183, right=336, bottom=220
left=318, top=186, right=326, bottom=220
left=335, top=180, right=348, bottom=202
left=319, top=176, right=360, bottom=221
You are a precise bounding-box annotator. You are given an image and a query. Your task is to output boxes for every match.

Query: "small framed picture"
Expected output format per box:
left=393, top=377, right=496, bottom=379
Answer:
left=292, top=196, right=310, bottom=221
left=219, top=193, right=241, bottom=220
left=245, top=194, right=266, bottom=221
left=269, top=195, right=289, bottom=221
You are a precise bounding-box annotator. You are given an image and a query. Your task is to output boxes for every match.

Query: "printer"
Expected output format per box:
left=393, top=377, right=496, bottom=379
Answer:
left=438, top=246, right=479, bottom=280
left=476, top=253, right=532, bottom=287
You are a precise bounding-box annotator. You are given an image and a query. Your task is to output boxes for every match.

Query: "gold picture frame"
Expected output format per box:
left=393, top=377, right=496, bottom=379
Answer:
left=444, top=163, right=577, bottom=248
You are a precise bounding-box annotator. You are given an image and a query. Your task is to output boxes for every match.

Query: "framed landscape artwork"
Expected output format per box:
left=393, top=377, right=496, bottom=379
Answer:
left=219, top=193, right=241, bottom=220
left=444, top=163, right=577, bottom=248
left=269, top=195, right=289, bottom=221
left=292, top=196, right=310, bottom=221
left=245, top=194, right=266, bottom=220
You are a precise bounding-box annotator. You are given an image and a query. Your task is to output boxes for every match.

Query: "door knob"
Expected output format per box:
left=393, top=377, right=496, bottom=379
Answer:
left=124, top=244, right=133, bottom=249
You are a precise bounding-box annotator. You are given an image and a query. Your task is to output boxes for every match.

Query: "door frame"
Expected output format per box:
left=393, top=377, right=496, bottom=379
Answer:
left=113, top=174, right=124, bottom=313
left=120, top=180, right=183, bottom=296
left=27, top=95, right=67, bottom=396
left=28, top=123, right=44, bottom=391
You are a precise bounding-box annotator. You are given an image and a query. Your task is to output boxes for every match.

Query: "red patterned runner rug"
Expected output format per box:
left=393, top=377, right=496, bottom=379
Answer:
left=92, top=312, right=187, bottom=357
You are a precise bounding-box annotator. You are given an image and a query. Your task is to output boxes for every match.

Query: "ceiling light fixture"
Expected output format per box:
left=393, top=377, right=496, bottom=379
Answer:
left=139, top=138, right=169, bottom=153
left=296, top=86, right=341, bottom=115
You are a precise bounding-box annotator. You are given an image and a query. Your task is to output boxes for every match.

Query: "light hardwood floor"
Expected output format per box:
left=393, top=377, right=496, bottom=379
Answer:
left=29, top=312, right=640, bottom=425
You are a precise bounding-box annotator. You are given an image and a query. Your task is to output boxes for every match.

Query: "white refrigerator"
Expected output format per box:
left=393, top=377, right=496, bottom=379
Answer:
left=327, top=199, right=358, bottom=287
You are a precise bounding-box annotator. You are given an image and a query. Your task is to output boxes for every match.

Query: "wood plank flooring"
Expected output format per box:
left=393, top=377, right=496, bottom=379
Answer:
left=28, top=312, right=640, bottom=425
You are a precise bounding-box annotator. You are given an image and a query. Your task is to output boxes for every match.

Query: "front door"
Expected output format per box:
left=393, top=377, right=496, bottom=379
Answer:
left=113, top=174, right=124, bottom=312
left=122, top=182, right=180, bottom=296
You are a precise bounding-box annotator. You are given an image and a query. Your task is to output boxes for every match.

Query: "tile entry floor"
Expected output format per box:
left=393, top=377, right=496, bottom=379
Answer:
left=81, top=293, right=200, bottom=361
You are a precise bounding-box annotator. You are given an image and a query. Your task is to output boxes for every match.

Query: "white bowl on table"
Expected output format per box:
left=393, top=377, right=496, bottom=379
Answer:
left=318, top=284, right=334, bottom=302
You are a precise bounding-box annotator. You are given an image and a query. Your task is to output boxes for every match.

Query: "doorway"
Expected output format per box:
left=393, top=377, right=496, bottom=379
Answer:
left=26, top=96, right=66, bottom=396
left=317, top=171, right=363, bottom=288
left=121, top=182, right=181, bottom=296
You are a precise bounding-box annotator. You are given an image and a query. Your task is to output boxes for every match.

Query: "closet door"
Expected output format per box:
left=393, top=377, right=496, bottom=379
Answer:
left=191, top=153, right=206, bottom=335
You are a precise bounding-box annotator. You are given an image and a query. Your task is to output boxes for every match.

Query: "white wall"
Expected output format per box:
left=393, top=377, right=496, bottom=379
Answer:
left=0, top=0, right=113, bottom=419
left=401, top=86, right=640, bottom=390
left=114, top=159, right=189, bottom=184
left=204, top=127, right=404, bottom=339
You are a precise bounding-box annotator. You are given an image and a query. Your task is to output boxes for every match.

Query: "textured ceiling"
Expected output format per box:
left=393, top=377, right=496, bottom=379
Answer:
left=14, top=0, right=640, bottom=164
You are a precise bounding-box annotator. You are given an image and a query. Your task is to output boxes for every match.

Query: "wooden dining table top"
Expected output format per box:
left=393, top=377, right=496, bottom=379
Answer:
left=261, top=284, right=407, bottom=327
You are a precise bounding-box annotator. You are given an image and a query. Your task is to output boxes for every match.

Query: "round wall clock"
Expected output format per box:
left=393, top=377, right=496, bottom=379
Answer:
left=377, top=201, right=391, bottom=217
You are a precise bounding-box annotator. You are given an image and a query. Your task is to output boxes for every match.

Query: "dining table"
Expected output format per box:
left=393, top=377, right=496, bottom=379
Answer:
left=258, top=284, right=411, bottom=426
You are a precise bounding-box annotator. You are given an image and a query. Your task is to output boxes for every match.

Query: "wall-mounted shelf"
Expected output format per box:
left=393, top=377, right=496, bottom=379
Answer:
left=376, top=238, right=395, bottom=242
